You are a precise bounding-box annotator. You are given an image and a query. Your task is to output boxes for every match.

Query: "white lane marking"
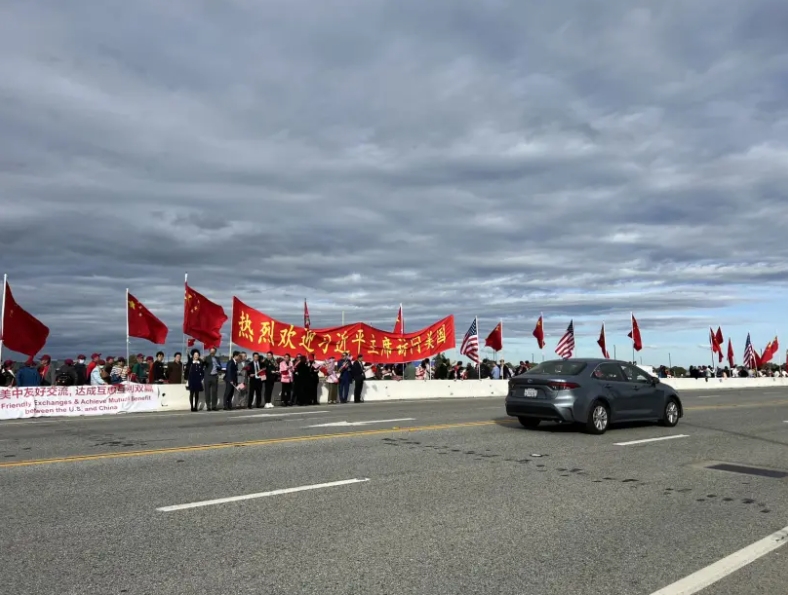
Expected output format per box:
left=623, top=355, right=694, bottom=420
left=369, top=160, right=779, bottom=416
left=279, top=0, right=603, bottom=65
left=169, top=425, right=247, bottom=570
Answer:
left=696, top=394, right=725, bottom=399
left=239, top=410, right=330, bottom=419
left=648, top=524, right=788, bottom=595
left=157, top=478, right=369, bottom=512
left=306, top=418, right=416, bottom=428
left=614, top=434, right=689, bottom=446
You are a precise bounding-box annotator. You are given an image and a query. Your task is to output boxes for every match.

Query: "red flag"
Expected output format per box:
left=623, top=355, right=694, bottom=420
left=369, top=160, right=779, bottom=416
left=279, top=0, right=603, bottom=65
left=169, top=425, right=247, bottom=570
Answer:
left=304, top=299, right=310, bottom=330
left=627, top=313, right=642, bottom=351
left=183, top=283, right=227, bottom=347
left=726, top=338, right=735, bottom=368
left=597, top=323, right=610, bottom=358
left=715, top=327, right=723, bottom=347
left=485, top=322, right=503, bottom=351
left=393, top=304, right=404, bottom=334
left=532, top=315, right=545, bottom=349
left=760, top=336, right=779, bottom=365
left=1, top=279, right=50, bottom=357
left=127, top=292, right=168, bottom=344
left=187, top=338, right=196, bottom=347
left=709, top=327, right=723, bottom=362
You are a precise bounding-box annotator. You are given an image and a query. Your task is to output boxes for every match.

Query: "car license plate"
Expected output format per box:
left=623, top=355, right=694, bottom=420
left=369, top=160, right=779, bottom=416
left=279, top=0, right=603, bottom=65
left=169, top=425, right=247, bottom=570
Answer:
left=523, top=388, right=538, bottom=397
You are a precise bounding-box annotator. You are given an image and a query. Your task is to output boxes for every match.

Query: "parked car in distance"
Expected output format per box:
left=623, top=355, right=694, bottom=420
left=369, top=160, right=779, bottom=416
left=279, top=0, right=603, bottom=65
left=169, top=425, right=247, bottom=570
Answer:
left=505, top=358, right=682, bottom=434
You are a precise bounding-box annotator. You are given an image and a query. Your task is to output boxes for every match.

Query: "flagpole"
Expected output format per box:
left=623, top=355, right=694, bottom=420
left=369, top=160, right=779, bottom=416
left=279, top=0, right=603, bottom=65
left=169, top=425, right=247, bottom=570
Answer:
left=499, top=318, right=503, bottom=366
left=476, top=316, right=480, bottom=381
left=125, top=288, right=130, bottom=364
left=182, top=273, right=187, bottom=382
left=613, top=344, right=617, bottom=359
left=540, top=312, right=544, bottom=362
left=708, top=328, right=715, bottom=369
left=228, top=298, right=234, bottom=359
left=400, top=303, right=404, bottom=333
left=0, top=274, right=6, bottom=364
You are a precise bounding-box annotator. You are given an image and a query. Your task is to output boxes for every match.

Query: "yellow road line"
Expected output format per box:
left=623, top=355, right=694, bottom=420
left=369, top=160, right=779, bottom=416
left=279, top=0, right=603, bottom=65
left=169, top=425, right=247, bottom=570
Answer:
left=0, top=420, right=502, bottom=468
left=2, top=399, right=785, bottom=469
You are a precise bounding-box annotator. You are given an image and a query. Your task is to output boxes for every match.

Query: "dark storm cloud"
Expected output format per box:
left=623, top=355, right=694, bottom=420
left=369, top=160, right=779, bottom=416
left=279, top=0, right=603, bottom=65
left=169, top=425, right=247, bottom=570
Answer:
left=1, top=0, right=788, bottom=356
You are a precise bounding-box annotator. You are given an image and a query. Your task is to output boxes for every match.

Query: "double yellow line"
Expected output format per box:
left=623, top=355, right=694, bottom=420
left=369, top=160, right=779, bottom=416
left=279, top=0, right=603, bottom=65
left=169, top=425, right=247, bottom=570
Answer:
left=2, top=398, right=785, bottom=469
left=0, top=420, right=500, bottom=468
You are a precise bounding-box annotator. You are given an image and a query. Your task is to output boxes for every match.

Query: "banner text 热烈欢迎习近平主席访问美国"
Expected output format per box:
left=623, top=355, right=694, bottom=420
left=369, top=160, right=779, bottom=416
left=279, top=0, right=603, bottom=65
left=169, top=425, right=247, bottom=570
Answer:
left=230, top=297, right=455, bottom=363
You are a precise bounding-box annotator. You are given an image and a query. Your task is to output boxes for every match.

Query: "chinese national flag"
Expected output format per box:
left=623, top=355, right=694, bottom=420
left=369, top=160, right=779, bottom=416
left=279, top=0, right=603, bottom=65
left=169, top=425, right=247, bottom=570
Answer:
left=1, top=280, right=50, bottom=357
left=715, top=327, right=724, bottom=347
left=597, top=323, right=610, bottom=358
left=726, top=338, right=735, bottom=368
left=183, top=284, right=227, bottom=347
left=393, top=305, right=404, bottom=334
left=627, top=313, right=643, bottom=351
left=710, top=327, right=723, bottom=362
left=187, top=338, right=196, bottom=347
left=485, top=322, right=503, bottom=352
left=761, top=336, right=779, bottom=364
left=532, top=315, right=545, bottom=349
left=127, top=292, right=168, bottom=344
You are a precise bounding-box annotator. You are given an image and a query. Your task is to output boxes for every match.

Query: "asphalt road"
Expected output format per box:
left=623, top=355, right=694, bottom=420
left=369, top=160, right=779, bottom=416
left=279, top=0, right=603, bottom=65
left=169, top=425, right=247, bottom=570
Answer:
left=1, top=387, right=787, bottom=594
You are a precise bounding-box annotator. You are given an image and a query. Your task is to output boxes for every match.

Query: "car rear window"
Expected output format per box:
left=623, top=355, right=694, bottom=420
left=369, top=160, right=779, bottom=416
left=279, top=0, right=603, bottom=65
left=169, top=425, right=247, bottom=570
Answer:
left=524, top=361, right=586, bottom=376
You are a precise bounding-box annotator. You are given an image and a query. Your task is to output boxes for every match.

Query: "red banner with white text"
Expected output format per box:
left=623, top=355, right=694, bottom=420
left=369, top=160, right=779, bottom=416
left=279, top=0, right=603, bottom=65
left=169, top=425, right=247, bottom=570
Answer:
left=231, top=297, right=455, bottom=363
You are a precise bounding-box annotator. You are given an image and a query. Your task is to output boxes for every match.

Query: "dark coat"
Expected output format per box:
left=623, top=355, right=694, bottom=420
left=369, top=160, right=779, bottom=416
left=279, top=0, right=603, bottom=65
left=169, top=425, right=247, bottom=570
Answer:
left=351, top=360, right=365, bottom=381
left=187, top=359, right=205, bottom=392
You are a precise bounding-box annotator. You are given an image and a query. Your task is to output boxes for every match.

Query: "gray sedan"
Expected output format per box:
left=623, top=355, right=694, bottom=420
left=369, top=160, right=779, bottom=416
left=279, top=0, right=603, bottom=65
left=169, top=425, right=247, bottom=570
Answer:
left=505, top=358, right=683, bottom=434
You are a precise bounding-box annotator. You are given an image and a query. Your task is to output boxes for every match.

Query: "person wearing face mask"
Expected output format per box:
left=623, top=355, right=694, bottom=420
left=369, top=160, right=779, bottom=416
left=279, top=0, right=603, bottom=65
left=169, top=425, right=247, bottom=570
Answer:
left=72, top=355, right=87, bottom=385
left=186, top=349, right=204, bottom=412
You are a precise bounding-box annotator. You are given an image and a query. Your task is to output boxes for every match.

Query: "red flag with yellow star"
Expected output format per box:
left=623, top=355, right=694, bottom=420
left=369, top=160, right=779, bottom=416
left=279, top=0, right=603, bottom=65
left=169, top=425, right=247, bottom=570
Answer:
left=127, top=292, right=168, bottom=344
left=1, top=277, right=50, bottom=357
left=393, top=304, right=404, bottom=334
left=183, top=283, right=227, bottom=347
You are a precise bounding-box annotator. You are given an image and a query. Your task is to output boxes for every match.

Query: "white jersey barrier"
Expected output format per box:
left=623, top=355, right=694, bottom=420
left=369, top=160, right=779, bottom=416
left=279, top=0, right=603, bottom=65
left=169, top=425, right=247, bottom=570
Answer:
left=0, top=382, right=161, bottom=420
left=161, top=376, right=788, bottom=409
left=4, top=376, right=788, bottom=419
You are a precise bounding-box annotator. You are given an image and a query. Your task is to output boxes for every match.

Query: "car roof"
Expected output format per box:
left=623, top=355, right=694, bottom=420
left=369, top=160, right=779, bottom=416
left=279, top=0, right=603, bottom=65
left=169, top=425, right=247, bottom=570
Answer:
left=538, top=358, right=634, bottom=365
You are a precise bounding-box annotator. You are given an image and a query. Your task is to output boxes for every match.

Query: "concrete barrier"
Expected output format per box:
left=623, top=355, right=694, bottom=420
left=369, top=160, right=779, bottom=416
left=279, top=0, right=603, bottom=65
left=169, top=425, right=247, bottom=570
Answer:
left=156, top=376, right=788, bottom=412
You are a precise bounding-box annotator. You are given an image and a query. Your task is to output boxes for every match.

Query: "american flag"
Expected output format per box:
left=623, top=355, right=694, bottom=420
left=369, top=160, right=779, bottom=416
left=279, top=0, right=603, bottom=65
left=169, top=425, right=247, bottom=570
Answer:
left=460, top=318, right=479, bottom=363
left=743, top=333, right=756, bottom=369
left=555, top=320, right=575, bottom=359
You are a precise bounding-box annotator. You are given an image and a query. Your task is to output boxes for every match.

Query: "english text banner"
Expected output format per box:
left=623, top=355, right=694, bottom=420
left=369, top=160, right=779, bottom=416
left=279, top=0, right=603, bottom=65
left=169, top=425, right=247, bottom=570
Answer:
left=0, top=383, right=161, bottom=420
left=231, top=298, right=455, bottom=363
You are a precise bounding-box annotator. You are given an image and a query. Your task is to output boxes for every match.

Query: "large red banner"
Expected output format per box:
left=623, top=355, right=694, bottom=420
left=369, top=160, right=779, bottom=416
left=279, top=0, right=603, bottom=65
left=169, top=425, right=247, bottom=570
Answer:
left=231, top=297, right=455, bottom=363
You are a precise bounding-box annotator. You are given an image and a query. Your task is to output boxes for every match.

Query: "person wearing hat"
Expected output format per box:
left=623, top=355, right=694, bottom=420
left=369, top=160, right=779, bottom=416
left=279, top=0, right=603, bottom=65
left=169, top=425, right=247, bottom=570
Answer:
left=86, top=353, right=101, bottom=381
left=132, top=354, right=148, bottom=383
left=1, top=360, right=15, bottom=387
left=55, top=359, right=78, bottom=386
left=38, top=355, right=55, bottom=386
left=73, top=355, right=88, bottom=385
left=16, top=358, right=41, bottom=387
left=351, top=354, right=366, bottom=403
left=90, top=360, right=108, bottom=385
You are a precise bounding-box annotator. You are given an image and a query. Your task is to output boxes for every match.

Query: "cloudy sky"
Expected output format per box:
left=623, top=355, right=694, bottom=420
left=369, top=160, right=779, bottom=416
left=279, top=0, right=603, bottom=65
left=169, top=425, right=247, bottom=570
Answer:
left=1, top=0, right=787, bottom=367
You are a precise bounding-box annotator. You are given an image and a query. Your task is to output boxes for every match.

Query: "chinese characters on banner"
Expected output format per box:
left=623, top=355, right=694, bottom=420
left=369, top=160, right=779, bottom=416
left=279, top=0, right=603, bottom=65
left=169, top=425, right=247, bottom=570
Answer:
left=231, top=297, right=455, bottom=363
left=0, top=383, right=161, bottom=420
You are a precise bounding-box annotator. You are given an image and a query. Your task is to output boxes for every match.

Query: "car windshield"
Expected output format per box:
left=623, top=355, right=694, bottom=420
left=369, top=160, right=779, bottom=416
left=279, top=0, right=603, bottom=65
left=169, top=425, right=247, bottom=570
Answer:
left=524, top=361, right=586, bottom=376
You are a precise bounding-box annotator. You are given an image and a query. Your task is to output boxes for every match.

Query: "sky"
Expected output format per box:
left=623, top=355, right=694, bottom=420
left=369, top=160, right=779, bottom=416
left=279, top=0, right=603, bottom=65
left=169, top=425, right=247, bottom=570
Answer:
left=1, top=0, right=788, bottom=368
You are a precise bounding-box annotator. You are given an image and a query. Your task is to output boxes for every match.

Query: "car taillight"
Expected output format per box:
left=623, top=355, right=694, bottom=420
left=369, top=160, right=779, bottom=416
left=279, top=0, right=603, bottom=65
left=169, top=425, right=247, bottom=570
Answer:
left=548, top=381, right=579, bottom=390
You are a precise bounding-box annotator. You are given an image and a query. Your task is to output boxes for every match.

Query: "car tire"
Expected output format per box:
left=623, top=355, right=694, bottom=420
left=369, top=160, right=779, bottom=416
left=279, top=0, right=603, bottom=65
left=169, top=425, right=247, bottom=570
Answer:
left=518, top=416, right=540, bottom=429
left=659, top=398, right=680, bottom=427
left=585, top=400, right=609, bottom=435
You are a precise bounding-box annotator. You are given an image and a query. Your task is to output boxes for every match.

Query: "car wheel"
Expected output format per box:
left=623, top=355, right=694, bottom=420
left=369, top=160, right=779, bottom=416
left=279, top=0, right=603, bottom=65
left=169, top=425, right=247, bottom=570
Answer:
left=659, top=398, right=680, bottom=427
left=518, top=416, right=540, bottom=429
left=585, top=400, right=609, bottom=434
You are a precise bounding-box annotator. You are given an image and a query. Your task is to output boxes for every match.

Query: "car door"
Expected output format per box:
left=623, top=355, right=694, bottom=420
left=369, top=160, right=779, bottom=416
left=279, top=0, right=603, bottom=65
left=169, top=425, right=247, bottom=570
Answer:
left=619, top=364, right=659, bottom=418
left=592, top=362, right=635, bottom=420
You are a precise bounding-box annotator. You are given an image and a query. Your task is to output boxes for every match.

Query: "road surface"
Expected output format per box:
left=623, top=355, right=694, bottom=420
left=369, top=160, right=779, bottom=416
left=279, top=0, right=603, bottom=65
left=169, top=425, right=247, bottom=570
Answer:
left=1, top=387, right=787, bottom=594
